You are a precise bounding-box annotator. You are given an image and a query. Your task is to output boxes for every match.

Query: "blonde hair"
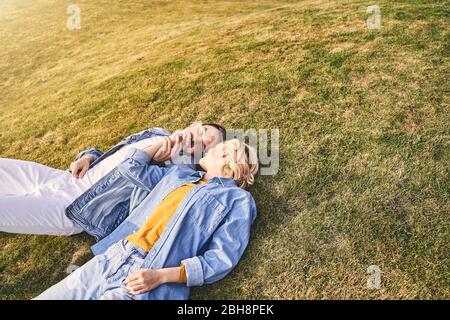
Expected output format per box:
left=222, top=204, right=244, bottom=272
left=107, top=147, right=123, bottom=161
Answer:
left=221, top=139, right=259, bottom=189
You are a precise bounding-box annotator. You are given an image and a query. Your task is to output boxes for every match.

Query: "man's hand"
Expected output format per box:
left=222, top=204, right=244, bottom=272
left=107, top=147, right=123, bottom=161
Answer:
left=124, top=269, right=165, bottom=295
left=69, top=155, right=94, bottom=178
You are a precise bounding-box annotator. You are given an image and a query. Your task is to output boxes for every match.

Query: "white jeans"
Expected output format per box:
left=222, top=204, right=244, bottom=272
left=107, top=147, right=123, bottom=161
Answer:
left=0, top=158, right=90, bottom=236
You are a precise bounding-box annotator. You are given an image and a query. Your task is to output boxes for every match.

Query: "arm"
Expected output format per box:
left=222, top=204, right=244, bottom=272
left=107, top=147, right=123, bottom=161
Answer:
left=71, top=130, right=145, bottom=172
left=120, top=127, right=170, bottom=146
left=73, top=127, right=169, bottom=163
left=70, top=128, right=172, bottom=178
left=74, top=148, right=104, bottom=162
left=125, top=266, right=184, bottom=295
left=125, top=194, right=257, bottom=294
left=180, top=195, right=257, bottom=286
left=117, top=137, right=173, bottom=191
left=71, top=147, right=100, bottom=178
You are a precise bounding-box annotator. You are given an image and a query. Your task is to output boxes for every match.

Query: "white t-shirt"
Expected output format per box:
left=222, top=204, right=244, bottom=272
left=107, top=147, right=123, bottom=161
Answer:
left=81, top=137, right=160, bottom=186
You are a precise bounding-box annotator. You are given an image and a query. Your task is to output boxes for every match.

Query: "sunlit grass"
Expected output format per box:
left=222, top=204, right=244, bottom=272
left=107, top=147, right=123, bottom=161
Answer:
left=0, top=0, right=448, bottom=299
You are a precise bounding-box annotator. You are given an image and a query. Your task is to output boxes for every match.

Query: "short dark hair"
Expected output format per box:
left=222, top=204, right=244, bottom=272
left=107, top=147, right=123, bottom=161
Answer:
left=203, top=123, right=226, bottom=142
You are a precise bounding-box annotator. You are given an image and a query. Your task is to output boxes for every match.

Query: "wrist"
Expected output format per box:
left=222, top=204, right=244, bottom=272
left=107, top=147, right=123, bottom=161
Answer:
left=157, top=269, right=168, bottom=285
left=82, top=155, right=94, bottom=163
left=157, top=267, right=182, bottom=284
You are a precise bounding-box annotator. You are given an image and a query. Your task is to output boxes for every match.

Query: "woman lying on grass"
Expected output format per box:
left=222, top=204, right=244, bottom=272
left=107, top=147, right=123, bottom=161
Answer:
left=35, top=137, right=258, bottom=300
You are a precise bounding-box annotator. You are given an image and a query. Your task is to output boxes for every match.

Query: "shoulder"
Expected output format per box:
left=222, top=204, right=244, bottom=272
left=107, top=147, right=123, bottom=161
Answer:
left=205, top=184, right=257, bottom=222
left=163, top=164, right=199, bottom=179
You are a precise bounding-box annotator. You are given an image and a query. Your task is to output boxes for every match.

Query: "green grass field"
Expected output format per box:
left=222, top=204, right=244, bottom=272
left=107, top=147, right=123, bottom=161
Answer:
left=0, top=0, right=448, bottom=299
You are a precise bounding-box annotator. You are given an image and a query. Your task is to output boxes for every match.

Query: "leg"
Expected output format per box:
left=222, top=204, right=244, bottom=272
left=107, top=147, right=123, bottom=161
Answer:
left=34, top=253, right=108, bottom=300
left=0, top=194, right=83, bottom=236
left=35, top=241, right=126, bottom=300
left=0, top=158, right=66, bottom=196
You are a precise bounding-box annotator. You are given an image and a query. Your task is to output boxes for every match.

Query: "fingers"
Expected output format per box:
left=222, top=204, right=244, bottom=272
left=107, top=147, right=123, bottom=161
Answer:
left=126, top=279, right=142, bottom=288
left=125, top=274, right=144, bottom=286
left=126, top=279, right=144, bottom=291
left=183, top=131, right=193, bottom=149
left=71, top=163, right=80, bottom=178
left=161, top=138, right=172, bottom=161
left=170, top=139, right=183, bottom=158
left=128, top=284, right=144, bottom=292
left=126, top=278, right=150, bottom=295
left=153, top=137, right=172, bottom=162
left=69, top=163, right=76, bottom=175
left=163, top=136, right=172, bottom=148
left=151, top=135, right=187, bottom=162
left=153, top=147, right=165, bottom=161
left=167, top=132, right=186, bottom=160
left=70, top=157, right=92, bottom=178
left=78, top=164, right=88, bottom=179
left=124, top=272, right=140, bottom=284
left=129, top=288, right=147, bottom=296
left=169, top=131, right=184, bottom=145
left=125, top=271, right=148, bottom=295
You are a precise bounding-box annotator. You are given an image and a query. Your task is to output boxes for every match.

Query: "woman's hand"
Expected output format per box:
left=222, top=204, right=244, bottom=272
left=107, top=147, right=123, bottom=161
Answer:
left=124, top=266, right=182, bottom=295
left=124, top=269, right=165, bottom=295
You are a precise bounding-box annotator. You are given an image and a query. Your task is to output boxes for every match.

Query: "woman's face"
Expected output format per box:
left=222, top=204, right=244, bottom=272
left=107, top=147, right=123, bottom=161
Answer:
left=199, top=141, right=234, bottom=173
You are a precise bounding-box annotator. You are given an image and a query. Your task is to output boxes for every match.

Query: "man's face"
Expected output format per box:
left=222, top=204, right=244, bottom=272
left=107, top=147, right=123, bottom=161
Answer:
left=184, top=123, right=223, bottom=156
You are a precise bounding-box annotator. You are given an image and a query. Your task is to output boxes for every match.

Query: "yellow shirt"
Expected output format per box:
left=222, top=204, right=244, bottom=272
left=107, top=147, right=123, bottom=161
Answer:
left=126, top=178, right=207, bottom=283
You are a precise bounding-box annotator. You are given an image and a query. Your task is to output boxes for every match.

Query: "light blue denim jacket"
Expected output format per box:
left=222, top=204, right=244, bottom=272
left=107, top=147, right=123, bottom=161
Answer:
left=66, top=128, right=174, bottom=241
left=91, top=148, right=257, bottom=300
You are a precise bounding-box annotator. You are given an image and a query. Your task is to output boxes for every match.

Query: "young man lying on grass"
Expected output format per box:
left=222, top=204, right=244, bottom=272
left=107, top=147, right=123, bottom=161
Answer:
left=35, top=137, right=258, bottom=300
left=0, top=122, right=225, bottom=238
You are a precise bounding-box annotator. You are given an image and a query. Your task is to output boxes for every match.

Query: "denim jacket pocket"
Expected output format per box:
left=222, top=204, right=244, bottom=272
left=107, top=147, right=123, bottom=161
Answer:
left=187, top=193, right=229, bottom=234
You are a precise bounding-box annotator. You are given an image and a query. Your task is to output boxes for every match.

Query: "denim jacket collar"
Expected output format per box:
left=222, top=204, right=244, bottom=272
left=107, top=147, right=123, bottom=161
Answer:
left=203, top=175, right=237, bottom=188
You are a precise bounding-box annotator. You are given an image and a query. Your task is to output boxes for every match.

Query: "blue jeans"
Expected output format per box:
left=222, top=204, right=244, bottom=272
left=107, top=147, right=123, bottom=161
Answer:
left=35, top=240, right=147, bottom=300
